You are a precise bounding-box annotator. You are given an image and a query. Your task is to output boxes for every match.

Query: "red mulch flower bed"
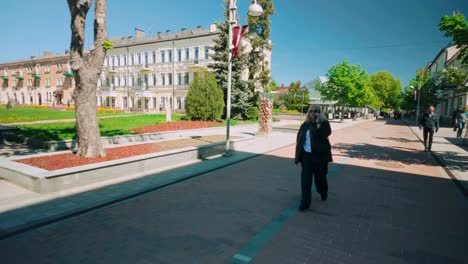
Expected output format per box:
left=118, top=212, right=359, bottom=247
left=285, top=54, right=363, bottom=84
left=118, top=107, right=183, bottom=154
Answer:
left=130, top=120, right=221, bottom=134
left=14, top=135, right=228, bottom=171
left=16, top=144, right=163, bottom=171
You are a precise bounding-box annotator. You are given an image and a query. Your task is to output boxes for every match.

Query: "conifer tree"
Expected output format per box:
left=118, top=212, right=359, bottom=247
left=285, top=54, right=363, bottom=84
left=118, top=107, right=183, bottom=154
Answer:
left=247, top=0, right=275, bottom=94
left=209, top=1, right=252, bottom=119
left=186, top=71, right=224, bottom=121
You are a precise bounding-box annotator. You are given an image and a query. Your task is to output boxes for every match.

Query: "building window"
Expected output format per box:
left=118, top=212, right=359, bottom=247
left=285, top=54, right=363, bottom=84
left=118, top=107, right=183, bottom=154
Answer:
left=185, top=48, right=190, bottom=61
left=152, top=51, right=156, bottom=64
left=177, top=49, right=182, bottom=62
left=168, top=73, right=172, bottom=85
left=144, top=74, right=148, bottom=89
left=130, top=76, right=135, bottom=86
left=177, top=96, right=182, bottom=109
left=123, top=55, right=127, bottom=66
left=168, top=50, right=172, bottom=62
left=144, top=52, right=148, bottom=66
left=131, top=54, right=134, bottom=65
left=138, top=53, right=142, bottom=65
left=161, top=74, right=166, bottom=85
left=137, top=75, right=142, bottom=86
left=161, top=50, right=165, bottom=63
left=152, top=73, right=157, bottom=86
left=205, top=46, right=210, bottom=60
left=177, top=73, right=182, bottom=85
left=194, top=47, right=199, bottom=62
left=184, top=72, right=189, bottom=85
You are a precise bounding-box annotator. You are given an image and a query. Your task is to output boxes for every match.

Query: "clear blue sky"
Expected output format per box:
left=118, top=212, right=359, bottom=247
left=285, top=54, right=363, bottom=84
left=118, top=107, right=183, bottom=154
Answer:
left=1, top=0, right=467, bottom=87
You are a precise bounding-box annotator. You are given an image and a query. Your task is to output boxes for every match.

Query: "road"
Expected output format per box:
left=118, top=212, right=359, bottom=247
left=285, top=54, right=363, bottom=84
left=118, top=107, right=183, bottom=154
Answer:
left=1, top=119, right=467, bottom=264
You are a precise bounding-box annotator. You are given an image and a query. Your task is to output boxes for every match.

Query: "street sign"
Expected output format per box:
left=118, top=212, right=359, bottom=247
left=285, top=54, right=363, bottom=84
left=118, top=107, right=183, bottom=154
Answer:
left=300, top=85, right=306, bottom=91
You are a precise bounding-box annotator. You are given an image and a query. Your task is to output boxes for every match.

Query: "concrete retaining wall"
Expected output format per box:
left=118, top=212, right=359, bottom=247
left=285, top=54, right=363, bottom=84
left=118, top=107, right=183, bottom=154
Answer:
left=0, top=136, right=253, bottom=193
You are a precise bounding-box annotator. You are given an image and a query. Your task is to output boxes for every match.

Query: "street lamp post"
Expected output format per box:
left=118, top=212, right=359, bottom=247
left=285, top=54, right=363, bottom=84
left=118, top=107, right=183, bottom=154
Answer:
left=224, top=0, right=263, bottom=156
left=411, top=81, right=422, bottom=123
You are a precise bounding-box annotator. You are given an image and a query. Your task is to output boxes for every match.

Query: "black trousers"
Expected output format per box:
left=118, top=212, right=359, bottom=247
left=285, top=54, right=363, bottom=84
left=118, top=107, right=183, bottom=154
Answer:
left=300, top=152, right=328, bottom=207
left=423, top=127, right=434, bottom=150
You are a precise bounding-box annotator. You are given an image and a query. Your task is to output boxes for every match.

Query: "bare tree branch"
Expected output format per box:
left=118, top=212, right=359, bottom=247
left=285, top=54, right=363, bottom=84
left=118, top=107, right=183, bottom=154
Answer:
left=67, top=0, right=92, bottom=72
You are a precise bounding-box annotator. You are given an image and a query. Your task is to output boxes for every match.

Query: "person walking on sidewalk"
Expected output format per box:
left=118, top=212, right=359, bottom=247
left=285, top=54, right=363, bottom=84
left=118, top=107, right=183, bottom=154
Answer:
left=456, top=109, right=467, bottom=138
left=295, top=105, right=333, bottom=212
left=418, top=106, right=439, bottom=152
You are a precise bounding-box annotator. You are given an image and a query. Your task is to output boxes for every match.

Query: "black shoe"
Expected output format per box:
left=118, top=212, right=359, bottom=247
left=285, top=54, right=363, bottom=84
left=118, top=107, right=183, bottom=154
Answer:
left=298, top=205, right=309, bottom=211
left=320, top=193, right=328, bottom=201
left=428, top=149, right=431, bottom=152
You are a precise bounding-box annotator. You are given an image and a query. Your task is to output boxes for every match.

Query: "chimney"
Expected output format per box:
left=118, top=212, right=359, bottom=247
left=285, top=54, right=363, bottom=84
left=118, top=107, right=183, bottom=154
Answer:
left=43, top=51, right=52, bottom=56
left=134, top=28, right=145, bottom=40
left=209, top=24, right=217, bottom=33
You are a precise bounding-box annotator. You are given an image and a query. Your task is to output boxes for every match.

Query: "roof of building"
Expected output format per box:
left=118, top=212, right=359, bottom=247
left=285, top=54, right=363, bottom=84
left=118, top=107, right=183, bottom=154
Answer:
left=111, top=24, right=219, bottom=48
left=0, top=52, right=71, bottom=66
left=274, top=84, right=290, bottom=93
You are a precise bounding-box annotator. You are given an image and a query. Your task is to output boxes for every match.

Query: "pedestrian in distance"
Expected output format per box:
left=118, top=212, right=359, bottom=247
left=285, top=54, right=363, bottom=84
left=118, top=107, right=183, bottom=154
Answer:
left=456, top=109, right=467, bottom=138
left=418, top=106, right=439, bottom=152
left=295, top=105, right=333, bottom=212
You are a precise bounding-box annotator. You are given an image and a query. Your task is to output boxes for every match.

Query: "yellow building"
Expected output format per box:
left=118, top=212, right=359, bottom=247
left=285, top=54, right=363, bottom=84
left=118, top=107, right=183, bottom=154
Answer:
left=0, top=51, right=75, bottom=106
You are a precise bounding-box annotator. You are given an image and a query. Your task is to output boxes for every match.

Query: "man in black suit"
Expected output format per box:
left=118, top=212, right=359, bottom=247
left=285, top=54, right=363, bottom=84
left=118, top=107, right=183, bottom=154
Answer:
left=418, top=106, right=439, bottom=152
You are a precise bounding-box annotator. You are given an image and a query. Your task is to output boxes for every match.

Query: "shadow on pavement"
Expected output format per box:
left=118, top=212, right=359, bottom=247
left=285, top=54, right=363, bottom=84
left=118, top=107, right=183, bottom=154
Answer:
left=0, top=145, right=468, bottom=263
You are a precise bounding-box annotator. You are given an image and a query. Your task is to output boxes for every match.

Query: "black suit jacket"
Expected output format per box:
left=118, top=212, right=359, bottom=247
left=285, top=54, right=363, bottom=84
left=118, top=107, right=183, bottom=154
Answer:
left=419, top=112, right=439, bottom=131
left=295, top=120, right=333, bottom=164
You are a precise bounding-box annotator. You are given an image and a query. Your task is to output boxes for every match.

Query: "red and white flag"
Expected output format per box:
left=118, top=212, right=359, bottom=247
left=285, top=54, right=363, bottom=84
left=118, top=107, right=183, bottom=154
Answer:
left=232, top=25, right=248, bottom=58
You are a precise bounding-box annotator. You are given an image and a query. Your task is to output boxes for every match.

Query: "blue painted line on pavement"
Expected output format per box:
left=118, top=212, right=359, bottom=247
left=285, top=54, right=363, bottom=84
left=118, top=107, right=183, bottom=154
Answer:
left=225, top=159, right=352, bottom=264
left=226, top=124, right=381, bottom=263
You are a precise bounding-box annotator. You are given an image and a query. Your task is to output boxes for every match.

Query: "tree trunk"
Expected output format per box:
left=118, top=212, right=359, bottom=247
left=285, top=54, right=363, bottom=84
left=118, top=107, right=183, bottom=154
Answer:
left=68, top=0, right=108, bottom=157
left=74, top=73, right=106, bottom=157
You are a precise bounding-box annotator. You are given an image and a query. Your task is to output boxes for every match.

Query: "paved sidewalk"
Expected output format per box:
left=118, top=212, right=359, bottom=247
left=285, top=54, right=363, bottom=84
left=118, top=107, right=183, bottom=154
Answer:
left=1, top=119, right=467, bottom=263
left=404, top=120, right=468, bottom=193
left=0, top=118, right=371, bottom=239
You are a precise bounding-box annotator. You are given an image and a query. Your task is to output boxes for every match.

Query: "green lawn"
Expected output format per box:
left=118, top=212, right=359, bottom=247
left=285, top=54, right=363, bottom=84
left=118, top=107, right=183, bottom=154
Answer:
left=0, top=106, right=137, bottom=123
left=12, top=114, right=183, bottom=141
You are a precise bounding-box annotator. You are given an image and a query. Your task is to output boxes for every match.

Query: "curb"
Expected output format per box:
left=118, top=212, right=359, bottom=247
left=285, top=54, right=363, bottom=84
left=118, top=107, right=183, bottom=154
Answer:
left=402, top=119, right=468, bottom=199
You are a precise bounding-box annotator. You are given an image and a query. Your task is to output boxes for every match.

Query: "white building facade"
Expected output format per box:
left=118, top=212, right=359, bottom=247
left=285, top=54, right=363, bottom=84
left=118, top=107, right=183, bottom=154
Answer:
left=429, top=45, right=468, bottom=125
left=98, top=25, right=219, bottom=113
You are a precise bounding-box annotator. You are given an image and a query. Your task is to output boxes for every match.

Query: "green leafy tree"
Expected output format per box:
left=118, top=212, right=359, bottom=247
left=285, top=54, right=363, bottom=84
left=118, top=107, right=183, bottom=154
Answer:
left=247, top=0, right=275, bottom=94
left=285, top=81, right=309, bottom=112
left=186, top=71, right=224, bottom=121
left=439, top=12, right=468, bottom=64
left=209, top=1, right=251, bottom=119
left=401, top=85, right=417, bottom=111
left=369, top=71, right=402, bottom=110
left=437, top=66, right=468, bottom=92
left=319, top=61, right=372, bottom=108
left=268, top=79, right=278, bottom=93
left=409, top=69, right=444, bottom=112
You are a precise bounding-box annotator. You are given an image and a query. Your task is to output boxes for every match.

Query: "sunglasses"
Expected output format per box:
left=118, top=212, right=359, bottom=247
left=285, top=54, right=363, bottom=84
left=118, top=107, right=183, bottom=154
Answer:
left=309, top=110, right=320, bottom=113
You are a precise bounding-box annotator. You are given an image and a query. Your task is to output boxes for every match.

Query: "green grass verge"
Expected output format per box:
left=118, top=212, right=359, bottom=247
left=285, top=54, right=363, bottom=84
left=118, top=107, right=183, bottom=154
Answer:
left=12, top=114, right=183, bottom=141
left=0, top=106, right=137, bottom=123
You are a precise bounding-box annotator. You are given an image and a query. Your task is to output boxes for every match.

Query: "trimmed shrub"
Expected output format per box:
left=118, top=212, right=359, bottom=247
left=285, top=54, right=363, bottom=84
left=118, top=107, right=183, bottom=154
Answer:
left=186, top=71, right=224, bottom=121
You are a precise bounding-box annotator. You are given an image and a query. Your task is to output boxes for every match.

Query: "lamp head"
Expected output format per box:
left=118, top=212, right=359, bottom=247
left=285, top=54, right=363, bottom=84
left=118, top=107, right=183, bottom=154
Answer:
left=248, top=0, right=263, bottom=17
